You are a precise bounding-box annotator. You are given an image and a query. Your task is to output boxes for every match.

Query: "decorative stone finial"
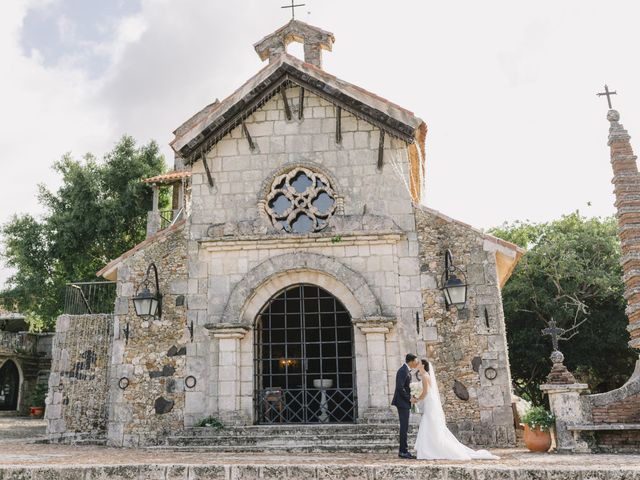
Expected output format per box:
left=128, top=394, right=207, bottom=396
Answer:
left=607, top=110, right=620, bottom=122
left=546, top=349, right=577, bottom=384
left=254, top=20, right=335, bottom=69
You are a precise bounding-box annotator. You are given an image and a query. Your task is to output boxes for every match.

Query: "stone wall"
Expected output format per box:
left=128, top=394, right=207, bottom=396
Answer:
left=46, top=314, right=112, bottom=441
left=582, top=368, right=640, bottom=452
left=414, top=206, right=516, bottom=447
left=185, top=85, right=424, bottom=426
left=107, top=225, right=189, bottom=447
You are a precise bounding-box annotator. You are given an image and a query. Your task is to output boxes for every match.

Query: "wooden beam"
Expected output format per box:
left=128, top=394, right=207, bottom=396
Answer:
left=201, top=150, right=215, bottom=187
left=242, top=122, right=255, bottom=151
left=377, top=130, right=385, bottom=171
left=281, top=86, right=292, bottom=121
left=298, top=87, right=305, bottom=120
left=336, top=106, right=342, bottom=144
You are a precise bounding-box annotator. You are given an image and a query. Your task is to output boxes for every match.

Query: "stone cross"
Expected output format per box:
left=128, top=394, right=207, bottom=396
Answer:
left=281, top=0, right=306, bottom=19
left=597, top=84, right=617, bottom=109
left=542, top=319, right=565, bottom=351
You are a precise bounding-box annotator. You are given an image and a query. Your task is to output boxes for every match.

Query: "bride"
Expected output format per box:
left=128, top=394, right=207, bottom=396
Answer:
left=413, top=359, right=499, bottom=460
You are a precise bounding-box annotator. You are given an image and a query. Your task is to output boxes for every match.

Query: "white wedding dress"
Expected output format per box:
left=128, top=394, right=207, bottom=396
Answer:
left=414, top=363, right=499, bottom=460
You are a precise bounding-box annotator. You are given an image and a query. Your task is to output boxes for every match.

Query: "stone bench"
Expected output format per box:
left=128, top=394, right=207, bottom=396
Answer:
left=567, top=424, right=640, bottom=453
left=567, top=423, right=640, bottom=431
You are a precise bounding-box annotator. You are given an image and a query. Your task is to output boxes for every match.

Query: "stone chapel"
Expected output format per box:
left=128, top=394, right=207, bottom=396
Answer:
left=46, top=20, right=524, bottom=449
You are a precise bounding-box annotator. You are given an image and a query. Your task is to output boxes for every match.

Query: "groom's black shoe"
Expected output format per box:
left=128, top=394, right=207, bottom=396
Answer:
left=398, top=452, right=416, bottom=459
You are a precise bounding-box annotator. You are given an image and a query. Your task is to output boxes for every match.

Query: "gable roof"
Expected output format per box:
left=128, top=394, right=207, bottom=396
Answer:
left=415, top=205, right=525, bottom=287
left=171, top=53, right=425, bottom=163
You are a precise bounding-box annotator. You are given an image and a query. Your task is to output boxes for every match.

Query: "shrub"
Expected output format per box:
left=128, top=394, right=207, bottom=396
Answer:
left=194, top=416, right=224, bottom=430
left=522, top=405, right=555, bottom=432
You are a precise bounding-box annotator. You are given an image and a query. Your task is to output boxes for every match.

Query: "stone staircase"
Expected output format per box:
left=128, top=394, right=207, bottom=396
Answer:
left=148, top=423, right=418, bottom=453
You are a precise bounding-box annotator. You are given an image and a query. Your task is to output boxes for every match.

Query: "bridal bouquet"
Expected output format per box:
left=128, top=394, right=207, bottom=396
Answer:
left=409, top=381, right=422, bottom=414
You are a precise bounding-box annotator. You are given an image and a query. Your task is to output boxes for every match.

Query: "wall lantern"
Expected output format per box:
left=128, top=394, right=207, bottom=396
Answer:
left=441, top=250, right=468, bottom=308
left=133, top=263, right=162, bottom=318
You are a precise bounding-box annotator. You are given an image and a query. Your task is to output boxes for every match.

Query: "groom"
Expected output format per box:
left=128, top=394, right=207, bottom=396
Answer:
left=392, top=353, right=420, bottom=459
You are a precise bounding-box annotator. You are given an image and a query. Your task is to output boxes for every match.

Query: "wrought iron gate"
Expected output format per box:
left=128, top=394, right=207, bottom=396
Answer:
left=254, top=284, right=357, bottom=424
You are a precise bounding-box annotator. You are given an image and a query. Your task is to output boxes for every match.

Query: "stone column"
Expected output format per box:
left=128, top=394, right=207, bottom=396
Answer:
left=146, top=184, right=160, bottom=238
left=540, top=383, right=590, bottom=453
left=207, top=323, right=249, bottom=424
left=607, top=109, right=640, bottom=350
left=353, top=316, right=396, bottom=421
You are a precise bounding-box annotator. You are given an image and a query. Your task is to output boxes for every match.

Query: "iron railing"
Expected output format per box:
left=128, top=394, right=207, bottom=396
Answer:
left=63, top=281, right=116, bottom=315
left=257, top=387, right=356, bottom=424
left=159, top=208, right=184, bottom=231
left=0, top=331, right=37, bottom=355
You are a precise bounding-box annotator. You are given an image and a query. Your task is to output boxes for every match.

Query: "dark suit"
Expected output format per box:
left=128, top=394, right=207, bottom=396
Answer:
left=391, top=364, right=412, bottom=454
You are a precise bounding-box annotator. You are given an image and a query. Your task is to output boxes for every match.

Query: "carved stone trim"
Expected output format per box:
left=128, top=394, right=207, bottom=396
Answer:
left=353, top=316, right=396, bottom=334
left=205, top=323, right=250, bottom=339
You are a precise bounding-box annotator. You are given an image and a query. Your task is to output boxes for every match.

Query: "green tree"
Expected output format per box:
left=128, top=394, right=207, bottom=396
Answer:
left=1, top=136, right=165, bottom=329
left=490, top=213, right=637, bottom=405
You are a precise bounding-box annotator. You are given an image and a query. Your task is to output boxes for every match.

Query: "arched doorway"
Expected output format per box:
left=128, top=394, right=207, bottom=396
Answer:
left=254, top=284, right=357, bottom=424
left=0, top=360, right=20, bottom=411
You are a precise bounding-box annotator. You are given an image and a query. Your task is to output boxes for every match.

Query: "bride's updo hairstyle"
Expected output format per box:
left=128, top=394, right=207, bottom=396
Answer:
left=421, top=359, right=430, bottom=372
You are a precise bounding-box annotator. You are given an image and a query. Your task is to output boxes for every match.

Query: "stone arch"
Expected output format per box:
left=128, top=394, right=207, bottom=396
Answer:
left=0, top=359, right=23, bottom=411
left=221, top=252, right=382, bottom=325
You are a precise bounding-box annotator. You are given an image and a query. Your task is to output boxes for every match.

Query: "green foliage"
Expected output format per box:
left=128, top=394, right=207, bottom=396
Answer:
left=1, top=136, right=165, bottom=330
left=194, top=416, right=224, bottom=429
left=27, top=383, right=48, bottom=408
left=490, top=213, right=637, bottom=405
left=521, top=405, right=555, bottom=432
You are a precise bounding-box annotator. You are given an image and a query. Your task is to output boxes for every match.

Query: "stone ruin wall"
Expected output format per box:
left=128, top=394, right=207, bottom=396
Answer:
left=580, top=366, right=640, bottom=453
left=46, top=314, right=112, bottom=441
left=414, top=206, right=516, bottom=447
left=107, top=226, right=189, bottom=447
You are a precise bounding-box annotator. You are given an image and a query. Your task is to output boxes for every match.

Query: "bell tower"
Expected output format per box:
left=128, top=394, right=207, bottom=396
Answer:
left=254, top=20, right=335, bottom=69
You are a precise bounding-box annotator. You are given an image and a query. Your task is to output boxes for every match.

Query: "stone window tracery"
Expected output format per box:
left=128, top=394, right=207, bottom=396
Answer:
left=265, top=168, right=336, bottom=234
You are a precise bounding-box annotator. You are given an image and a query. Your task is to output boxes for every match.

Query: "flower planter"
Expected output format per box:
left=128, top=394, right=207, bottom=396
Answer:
left=523, top=424, right=552, bottom=452
left=29, top=406, right=45, bottom=418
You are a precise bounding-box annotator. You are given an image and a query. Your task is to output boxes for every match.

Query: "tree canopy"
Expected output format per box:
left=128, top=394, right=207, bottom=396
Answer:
left=490, top=213, right=637, bottom=404
left=1, top=136, right=165, bottom=330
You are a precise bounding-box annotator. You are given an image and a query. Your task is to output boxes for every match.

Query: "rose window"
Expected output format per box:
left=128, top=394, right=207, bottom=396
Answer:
left=265, top=168, right=336, bottom=234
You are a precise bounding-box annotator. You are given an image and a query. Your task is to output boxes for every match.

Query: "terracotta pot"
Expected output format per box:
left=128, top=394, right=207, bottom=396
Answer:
left=29, top=406, right=45, bottom=418
left=523, top=424, right=552, bottom=452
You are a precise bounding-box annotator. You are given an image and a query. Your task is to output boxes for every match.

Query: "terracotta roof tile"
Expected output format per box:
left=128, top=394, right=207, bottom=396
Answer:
left=142, top=171, right=191, bottom=185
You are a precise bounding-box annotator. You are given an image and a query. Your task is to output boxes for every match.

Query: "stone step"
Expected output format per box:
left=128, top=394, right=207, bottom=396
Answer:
left=166, top=433, right=416, bottom=447
left=179, top=423, right=417, bottom=438
left=147, top=444, right=402, bottom=454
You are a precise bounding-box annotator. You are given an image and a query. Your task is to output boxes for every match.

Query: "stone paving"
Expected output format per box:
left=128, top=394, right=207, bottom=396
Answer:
left=0, top=418, right=639, bottom=478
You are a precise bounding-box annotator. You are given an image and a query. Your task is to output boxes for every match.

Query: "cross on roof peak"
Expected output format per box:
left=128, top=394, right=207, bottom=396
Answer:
left=597, top=84, right=617, bottom=110
left=281, top=0, right=306, bottom=20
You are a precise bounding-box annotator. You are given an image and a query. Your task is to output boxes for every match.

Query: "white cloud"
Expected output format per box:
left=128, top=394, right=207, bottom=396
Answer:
left=2, top=0, right=640, bottom=289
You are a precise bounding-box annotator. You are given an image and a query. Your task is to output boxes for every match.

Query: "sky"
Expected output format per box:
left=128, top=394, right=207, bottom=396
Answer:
left=1, top=0, right=639, bottom=288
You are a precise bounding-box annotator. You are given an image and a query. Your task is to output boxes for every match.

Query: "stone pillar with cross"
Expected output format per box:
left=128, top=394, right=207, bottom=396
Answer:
left=539, top=319, right=590, bottom=453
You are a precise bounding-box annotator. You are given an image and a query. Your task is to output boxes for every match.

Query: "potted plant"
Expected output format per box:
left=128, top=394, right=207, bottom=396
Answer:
left=521, top=405, right=555, bottom=452
left=28, top=383, right=47, bottom=418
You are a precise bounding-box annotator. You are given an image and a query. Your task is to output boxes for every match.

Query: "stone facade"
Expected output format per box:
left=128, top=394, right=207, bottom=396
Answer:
left=415, top=206, right=517, bottom=446
left=50, top=21, right=524, bottom=449
left=46, top=314, right=112, bottom=441
left=106, top=224, right=188, bottom=447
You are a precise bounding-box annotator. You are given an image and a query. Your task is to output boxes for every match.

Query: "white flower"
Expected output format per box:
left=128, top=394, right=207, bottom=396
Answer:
left=410, top=381, right=422, bottom=398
